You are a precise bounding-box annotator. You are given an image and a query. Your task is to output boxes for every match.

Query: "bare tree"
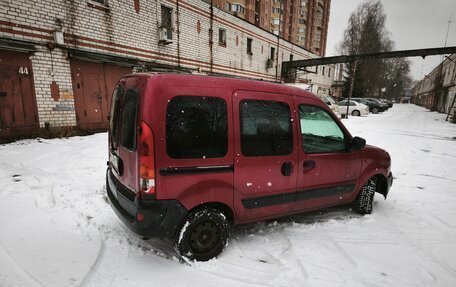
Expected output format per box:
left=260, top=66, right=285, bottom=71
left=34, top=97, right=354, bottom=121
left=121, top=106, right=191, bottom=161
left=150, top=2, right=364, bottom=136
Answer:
left=338, top=0, right=411, bottom=99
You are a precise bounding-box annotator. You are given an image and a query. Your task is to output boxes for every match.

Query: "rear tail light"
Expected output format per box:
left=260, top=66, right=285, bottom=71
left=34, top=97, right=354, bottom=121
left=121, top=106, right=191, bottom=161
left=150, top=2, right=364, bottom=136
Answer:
left=139, top=121, right=156, bottom=199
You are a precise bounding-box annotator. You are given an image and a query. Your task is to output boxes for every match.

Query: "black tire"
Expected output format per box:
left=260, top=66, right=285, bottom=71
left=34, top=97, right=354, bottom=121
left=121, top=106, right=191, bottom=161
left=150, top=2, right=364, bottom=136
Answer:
left=352, top=110, right=361, bottom=117
left=372, top=108, right=379, bottom=114
left=175, top=207, right=229, bottom=261
left=354, top=178, right=376, bottom=214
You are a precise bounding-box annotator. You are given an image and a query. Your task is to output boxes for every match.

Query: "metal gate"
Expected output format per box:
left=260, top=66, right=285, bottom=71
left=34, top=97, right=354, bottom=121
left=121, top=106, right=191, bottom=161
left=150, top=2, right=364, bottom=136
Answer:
left=70, top=60, right=132, bottom=130
left=0, top=50, right=38, bottom=138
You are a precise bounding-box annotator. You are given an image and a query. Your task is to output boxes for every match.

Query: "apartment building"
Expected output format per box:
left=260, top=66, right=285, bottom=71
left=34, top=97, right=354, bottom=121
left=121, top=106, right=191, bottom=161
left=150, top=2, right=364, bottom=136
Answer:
left=219, top=0, right=330, bottom=56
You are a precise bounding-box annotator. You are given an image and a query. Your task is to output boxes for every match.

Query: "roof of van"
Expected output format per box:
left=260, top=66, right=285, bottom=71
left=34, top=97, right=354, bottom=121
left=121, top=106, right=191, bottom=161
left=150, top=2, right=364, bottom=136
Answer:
left=127, top=73, right=320, bottom=101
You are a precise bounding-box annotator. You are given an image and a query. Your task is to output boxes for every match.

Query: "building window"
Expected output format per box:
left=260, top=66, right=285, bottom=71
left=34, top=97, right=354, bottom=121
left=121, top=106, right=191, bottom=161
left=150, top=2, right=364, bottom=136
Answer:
left=226, top=1, right=232, bottom=11
left=270, top=47, right=275, bottom=61
left=247, top=38, right=253, bottom=55
left=90, top=0, right=106, bottom=4
left=299, top=19, right=306, bottom=24
left=232, top=3, right=245, bottom=14
left=87, top=0, right=108, bottom=11
left=290, top=54, right=294, bottom=62
left=322, top=66, right=325, bottom=76
left=272, top=18, right=280, bottom=25
left=219, top=28, right=226, bottom=46
left=161, top=5, right=173, bottom=40
left=272, top=7, right=282, bottom=14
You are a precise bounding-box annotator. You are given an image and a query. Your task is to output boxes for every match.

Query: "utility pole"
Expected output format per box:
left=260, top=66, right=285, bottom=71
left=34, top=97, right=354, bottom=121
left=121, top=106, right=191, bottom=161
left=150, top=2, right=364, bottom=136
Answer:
left=345, top=61, right=357, bottom=119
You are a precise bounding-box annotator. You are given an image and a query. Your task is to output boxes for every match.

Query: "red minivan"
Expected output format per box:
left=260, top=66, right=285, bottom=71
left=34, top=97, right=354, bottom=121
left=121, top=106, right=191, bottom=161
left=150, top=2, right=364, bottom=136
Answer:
left=107, top=74, right=393, bottom=261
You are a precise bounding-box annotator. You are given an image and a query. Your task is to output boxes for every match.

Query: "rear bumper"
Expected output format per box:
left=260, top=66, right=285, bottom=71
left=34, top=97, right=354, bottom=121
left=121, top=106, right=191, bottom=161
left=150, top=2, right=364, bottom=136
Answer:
left=106, top=168, right=188, bottom=238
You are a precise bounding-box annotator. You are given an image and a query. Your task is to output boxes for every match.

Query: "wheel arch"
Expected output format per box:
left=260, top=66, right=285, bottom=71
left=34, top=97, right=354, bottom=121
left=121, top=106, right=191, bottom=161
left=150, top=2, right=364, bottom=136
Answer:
left=373, top=174, right=389, bottom=198
left=188, top=202, right=235, bottom=225
left=358, top=172, right=389, bottom=199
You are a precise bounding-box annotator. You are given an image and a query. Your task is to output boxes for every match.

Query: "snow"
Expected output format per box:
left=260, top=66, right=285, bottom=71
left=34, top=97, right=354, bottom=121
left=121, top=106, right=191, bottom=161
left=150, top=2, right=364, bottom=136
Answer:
left=1, top=104, right=456, bottom=286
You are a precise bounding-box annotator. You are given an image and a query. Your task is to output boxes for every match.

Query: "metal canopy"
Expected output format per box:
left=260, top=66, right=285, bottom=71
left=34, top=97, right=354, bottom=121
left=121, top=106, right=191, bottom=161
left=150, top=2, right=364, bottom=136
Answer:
left=0, top=37, right=37, bottom=53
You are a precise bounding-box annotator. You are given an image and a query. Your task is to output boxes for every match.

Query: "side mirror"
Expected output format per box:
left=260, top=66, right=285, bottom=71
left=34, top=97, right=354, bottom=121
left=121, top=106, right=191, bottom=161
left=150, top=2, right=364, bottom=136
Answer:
left=349, top=136, right=366, bottom=151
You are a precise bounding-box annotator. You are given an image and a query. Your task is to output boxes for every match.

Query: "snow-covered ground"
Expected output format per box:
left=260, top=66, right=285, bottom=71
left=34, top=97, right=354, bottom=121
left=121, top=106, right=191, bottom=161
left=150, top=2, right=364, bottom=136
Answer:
left=1, top=104, right=455, bottom=287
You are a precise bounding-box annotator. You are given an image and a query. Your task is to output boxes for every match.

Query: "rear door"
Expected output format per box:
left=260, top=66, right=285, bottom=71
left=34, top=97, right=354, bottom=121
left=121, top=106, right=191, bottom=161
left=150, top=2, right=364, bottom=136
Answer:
left=109, top=76, right=141, bottom=193
left=233, top=91, right=298, bottom=221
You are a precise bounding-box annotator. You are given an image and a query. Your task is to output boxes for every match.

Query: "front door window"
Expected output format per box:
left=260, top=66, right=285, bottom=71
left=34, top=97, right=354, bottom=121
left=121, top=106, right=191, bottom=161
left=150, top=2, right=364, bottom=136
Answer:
left=299, top=105, right=346, bottom=153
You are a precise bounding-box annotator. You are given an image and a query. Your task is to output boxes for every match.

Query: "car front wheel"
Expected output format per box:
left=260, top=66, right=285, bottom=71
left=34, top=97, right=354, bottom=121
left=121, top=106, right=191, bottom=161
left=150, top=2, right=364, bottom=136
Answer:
left=175, top=207, right=229, bottom=261
left=354, top=178, right=376, bottom=214
left=372, top=108, right=379, bottom=114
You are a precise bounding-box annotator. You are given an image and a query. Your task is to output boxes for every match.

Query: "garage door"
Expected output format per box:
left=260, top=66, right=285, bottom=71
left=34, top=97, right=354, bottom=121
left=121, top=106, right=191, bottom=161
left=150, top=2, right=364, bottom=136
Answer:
left=0, top=50, right=38, bottom=138
left=70, top=60, right=132, bottom=130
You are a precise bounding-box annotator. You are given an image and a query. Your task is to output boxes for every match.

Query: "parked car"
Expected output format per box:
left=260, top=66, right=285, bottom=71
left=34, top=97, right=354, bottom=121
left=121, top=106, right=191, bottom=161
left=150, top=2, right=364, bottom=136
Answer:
left=318, top=95, right=338, bottom=113
left=337, top=100, right=370, bottom=116
left=379, top=98, right=394, bottom=108
left=107, top=74, right=393, bottom=261
left=367, top=98, right=389, bottom=110
left=351, top=98, right=386, bottom=114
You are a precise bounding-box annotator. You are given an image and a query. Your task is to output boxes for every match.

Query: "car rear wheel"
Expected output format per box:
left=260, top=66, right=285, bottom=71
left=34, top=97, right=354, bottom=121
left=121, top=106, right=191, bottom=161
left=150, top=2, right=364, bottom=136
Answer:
left=354, top=178, right=376, bottom=214
left=372, top=108, right=379, bottom=114
left=352, top=110, right=361, bottom=117
left=175, top=207, right=229, bottom=262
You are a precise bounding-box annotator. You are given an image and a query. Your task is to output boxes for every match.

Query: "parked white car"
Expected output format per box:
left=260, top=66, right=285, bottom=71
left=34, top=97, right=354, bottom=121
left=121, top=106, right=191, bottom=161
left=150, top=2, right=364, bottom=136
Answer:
left=318, top=95, right=338, bottom=113
left=338, top=100, right=369, bottom=117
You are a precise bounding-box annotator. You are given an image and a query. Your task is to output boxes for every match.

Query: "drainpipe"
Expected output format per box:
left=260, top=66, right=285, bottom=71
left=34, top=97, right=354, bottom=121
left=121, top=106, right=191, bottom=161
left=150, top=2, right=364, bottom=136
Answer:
left=275, top=35, right=280, bottom=82
left=209, top=0, right=214, bottom=74
left=176, top=0, right=181, bottom=68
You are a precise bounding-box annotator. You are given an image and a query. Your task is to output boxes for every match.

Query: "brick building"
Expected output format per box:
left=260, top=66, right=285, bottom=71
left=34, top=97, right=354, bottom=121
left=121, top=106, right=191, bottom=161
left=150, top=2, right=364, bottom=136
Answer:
left=214, top=0, right=331, bottom=56
left=411, top=54, right=456, bottom=120
left=0, top=0, right=333, bottom=139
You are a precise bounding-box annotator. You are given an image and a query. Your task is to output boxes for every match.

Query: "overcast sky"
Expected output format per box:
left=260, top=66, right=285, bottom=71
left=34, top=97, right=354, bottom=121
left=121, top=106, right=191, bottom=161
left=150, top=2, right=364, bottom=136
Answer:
left=327, top=0, right=456, bottom=80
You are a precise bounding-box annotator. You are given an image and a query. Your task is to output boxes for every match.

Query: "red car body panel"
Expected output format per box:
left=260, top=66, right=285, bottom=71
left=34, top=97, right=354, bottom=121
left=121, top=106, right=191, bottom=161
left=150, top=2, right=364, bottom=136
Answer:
left=106, top=74, right=392, bottom=236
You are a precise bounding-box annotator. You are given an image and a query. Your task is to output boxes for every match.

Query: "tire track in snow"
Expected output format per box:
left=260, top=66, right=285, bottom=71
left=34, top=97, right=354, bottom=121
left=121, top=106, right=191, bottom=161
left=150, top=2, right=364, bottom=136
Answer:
left=379, top=212, right=456, bottom=284
left=78, top=239, right=110, bottom=287
left=0, top=239, right=44, bottom=287
left=323, top=228, right=358, bottom=268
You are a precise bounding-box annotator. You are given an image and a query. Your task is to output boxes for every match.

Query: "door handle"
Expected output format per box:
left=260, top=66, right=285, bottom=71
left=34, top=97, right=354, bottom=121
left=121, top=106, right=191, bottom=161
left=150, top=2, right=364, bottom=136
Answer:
left=281, top=162, right=293, bottom=176
left=303, top=160, right=316, bottom=172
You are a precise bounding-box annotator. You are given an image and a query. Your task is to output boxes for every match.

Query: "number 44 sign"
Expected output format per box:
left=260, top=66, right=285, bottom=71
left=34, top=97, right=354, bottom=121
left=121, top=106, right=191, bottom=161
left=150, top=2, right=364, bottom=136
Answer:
left=18, top=67, right=29, bottom=75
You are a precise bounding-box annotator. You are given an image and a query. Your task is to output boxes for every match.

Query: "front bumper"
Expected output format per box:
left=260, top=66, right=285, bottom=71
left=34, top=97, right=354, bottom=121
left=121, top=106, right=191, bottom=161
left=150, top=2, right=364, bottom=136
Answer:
left=106, top=168, right=188, bottom=238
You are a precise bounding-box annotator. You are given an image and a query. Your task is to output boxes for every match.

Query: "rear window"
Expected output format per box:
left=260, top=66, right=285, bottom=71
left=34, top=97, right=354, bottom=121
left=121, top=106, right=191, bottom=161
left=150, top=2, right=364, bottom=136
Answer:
left=119, top=89, right=139, bottom=151
left=166, top=96, right=228, bottom=159
left=109, top=86, right=123, bottom=144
